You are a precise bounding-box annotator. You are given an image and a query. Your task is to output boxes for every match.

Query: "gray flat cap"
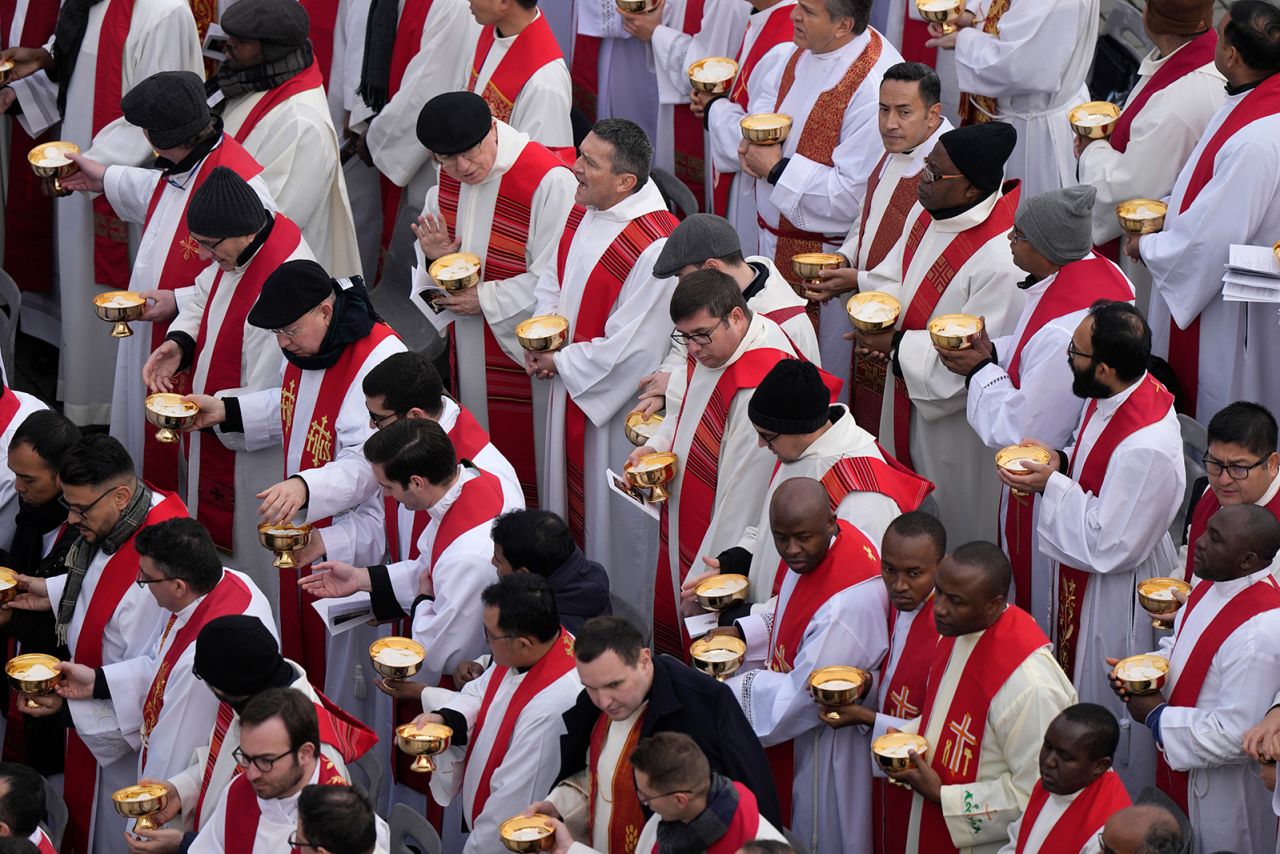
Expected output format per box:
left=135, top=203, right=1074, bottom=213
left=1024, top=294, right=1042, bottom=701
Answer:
left=652, top=214, right=743, bottom=279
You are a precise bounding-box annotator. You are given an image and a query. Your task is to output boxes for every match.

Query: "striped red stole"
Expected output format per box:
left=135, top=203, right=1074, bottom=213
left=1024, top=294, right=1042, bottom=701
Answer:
left=468, top=15, right=563, bottom=124
left=187, top=214, right=301, bottom=548
left=194, top=701, right=235, bottom=826
left=438, top=141, right=571, bottom=504
left=88, top=0, right=136, bottom=294
left=223, top=753, right=346, bottom=851
left=819, top=451, right=935, bottom=522
left=672, top=0, right=707, bottom=201
left=956, top=0, right=1009, bottom=125
left=1056, top=375, right=1174, bottom=677
left=556, top=207, right=678, bottom=547
left=887, top=182, right=1021, bottom=470
left=1015, top=772, right=1131, bottom=854
left=571, top=34, right=601, bottom=122
left=588, top=711, right=646, bottom=853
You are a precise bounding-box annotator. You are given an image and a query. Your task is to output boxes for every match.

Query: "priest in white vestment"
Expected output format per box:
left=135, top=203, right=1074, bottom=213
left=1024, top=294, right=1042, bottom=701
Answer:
left=927, top=0, right=1098, bottom=199
left=416, top=574, right=582, bottom=854
left=853, top=123, right=1025, bottom=544
left=0, top=387, right=50, bottom=549
left=1000, top=303, right=1183, bottom=792
left=1129, top=7, right=1280, bottom=422
left=528, top=120, right=678, bottom=615
left=573, top=0, right=660, bottom=141
left=1, top=0, right=203, bottom=424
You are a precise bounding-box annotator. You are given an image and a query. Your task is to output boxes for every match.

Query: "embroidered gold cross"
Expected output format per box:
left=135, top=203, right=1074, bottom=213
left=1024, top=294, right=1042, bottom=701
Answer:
left=305, top=416, right=333, bottom=467
left=179, top=234, right=201, bottom=261
left=280, top=380, right=297, bottom=433
left=943, top=712, right=977, bottom=776
left=889, top=685, right=918, bottom=718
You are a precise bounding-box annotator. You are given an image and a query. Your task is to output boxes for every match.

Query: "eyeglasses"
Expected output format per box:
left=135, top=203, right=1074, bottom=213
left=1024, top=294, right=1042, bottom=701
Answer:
left=756, top=429, right=780, bottom=450
left=432, top=137, right=488, bottom=168
left=232, top=746, right=297, bottom=772
left=1203, top=454, right=1267, bottom=480
left=1066, top=341, right=1097, bottom=363
left=287, top=833, right=316, bottom=850
left=1097, top=832, right=1118, bottom=854
left=671, top=317, right=728, bottom=347
left=59, top=486, right=118, bottom=519
left=368, top=409, right=401, bottom=429
left=636, top=788, right=693, bottom=807
left=1009, top=227, right=1028, bottom=244
left=189, top=233, right=228, bottom=252
left=483, top=625, right=520, bottom=645
left=135, top=570, right=172, bottom=589
left=269, top=305, right=321, bottom=338
left=921, top=162, right=965, bottom=183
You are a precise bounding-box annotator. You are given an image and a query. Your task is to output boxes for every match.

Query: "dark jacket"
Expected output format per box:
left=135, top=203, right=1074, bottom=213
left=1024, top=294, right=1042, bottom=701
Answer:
left=547, top=548, right=611, bottom=635
left=556, top=654, right=781, bottom=826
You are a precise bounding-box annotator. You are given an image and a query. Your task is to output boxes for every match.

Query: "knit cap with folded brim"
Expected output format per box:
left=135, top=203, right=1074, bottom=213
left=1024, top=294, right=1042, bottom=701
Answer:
left=193, top=614, right=294, bottom=696
left=1145, top=0, right=1214, bottom=36
left=1015, top=185, right=1097, bottom=267
left=121, top=71, right=210, bottom=149
left=748, top=360, right=830, bottom=435
left=186, top=166, right=267, bottom=239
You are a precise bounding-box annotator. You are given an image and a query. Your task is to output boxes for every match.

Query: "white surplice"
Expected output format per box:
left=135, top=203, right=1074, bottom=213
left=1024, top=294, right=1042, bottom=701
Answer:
left=0, top=388, right=49, bottom=548
left=966, top=259, right=1135, bottom=631
left=738, top=405, right=903, bottom=601
left=996, top=787, right=1104, bottom=854
left=952, top=0, right=1098, bottom=199
left=1155, top=570, right=1280, bottom=854
left=860, top=189, right=1026, bottom=544
left=729, top=570, right=889, bottom=854
left=470, top=11, right=574, bottom=148
left=101, top=146, right=275, bottom=480
left=546, top=703, right=646, bottom=849
left=1036, top=376, right=1183, bottom=789
left=1138, top=99, right=1280, bottom=422
left=532, top=179, right=677, bottom=611
left=420, top=654, right=583, bottom=853
left=574, top=1, right=660, bottom=142
left=7, top=0, right=203, bottom=424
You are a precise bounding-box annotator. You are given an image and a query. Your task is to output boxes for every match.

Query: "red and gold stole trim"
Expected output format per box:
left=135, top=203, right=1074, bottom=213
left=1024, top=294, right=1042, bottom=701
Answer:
left=672, top=0, right=708, bottom=200
left=89, top=0, right=136, bottom=294
left=467, top=630, right=576, bottom=823
left=886, top=181, right=1020, bottom=470
left=555, top=207, right=678, bottom=547
left=224, top=754, right=345, bottom=851
left=193, top=701, right=235, bottom=826
left=468, top=15, right=564, bottom=124
left=956, top=0, right=1009, bottom=125
left=1015, top=772, right=1131, bottom=854
left=1056, top=375, right=1174, bottom=677
left=1109, top=29, right=1217, bottom=153
left=915, top=606, right=1049, bottom=853
left=588, top=711, right=646, bottom=854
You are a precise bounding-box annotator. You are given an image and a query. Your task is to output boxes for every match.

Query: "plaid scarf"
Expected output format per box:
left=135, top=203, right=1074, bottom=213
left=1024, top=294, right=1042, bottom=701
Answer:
left=207, top=43, right=314, bottom=101
left=654, top=773, right=739, bottom=854
left=56, top=483, right=154, bottom=646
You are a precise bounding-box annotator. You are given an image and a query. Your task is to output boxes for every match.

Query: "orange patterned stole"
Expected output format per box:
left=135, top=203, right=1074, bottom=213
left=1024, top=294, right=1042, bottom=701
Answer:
left=957, top=0, right=1010, bottom=125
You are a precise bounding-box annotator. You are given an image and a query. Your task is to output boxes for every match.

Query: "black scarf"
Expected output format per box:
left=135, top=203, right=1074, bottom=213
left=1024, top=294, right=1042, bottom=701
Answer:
left=8, top=499, right=70, bottom=576
left=154, top=117, right=225, bottom=176
left=207, top=43, right=314, bottom=101
left=654, top=773, right=740, bottom=854
left=52, top=0, right=106, bottom=116
left=283, top=280, right=379, bottom=371
left=357, top=0, right=400, bottom=113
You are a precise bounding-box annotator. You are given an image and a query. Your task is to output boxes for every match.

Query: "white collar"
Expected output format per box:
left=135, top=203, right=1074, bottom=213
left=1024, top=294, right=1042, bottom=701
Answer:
left=428, top=466, right=478, bottom=523
left=1093, top=372, right=1148, bottom=418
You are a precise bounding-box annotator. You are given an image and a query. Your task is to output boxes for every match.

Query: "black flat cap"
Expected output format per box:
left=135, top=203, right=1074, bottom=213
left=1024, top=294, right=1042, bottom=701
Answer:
left=187, top=167, right=267, bottom=239
left=221, top=0, right=310, bottom=56
left=248, top=259, right=335, bottom=330
left=416, top=91, right=493, bottom=155
left=122, top=71, right=210, bottom=149
left=939, top=123, right=1017, bottom=194
left=194, top=615, right=293, bottom=696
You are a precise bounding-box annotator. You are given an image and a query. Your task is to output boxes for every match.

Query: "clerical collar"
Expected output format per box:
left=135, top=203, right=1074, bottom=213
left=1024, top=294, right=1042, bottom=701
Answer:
left=1017, top=273, right=1041, bottom=290
left=742, top=261, right=769, bottom=301
left=1226, top=75, right=1269, bottom=97
left=929, top=189, right=995, bottom=221
left=235, top=213, right=275, bottom=268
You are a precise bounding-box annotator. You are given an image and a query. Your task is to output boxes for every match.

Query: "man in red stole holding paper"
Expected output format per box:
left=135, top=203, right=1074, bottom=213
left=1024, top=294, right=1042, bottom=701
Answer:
left=723, top=478, right=888, bottom=853
left=937, top=185, right=1133, bottom=630
left=1113, top=505, right=1280, bottom=854
left=998, top=704, right=1131, bottom=854
left=413, top=574, right=581, bottom=853
left=1000, top=301, right=1183, bottom=791
left=880, top=541, right=1075, bottom=854
left=1128, top=1, right=1280, bottom=421
left=9, top=435, right=187, bottom=854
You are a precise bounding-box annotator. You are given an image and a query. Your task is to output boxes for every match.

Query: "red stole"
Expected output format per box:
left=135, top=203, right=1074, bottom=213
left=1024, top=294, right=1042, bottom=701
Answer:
left=1184, top=487, right=1280, bottom=578
left=437, top=141, right=571, bottom=504
left=571, top=34, right=601, bottom=122
left=187, top=214, right=301, bottom=548
left=0, top=386, right=21, bottom=436
left=588, top=711, right=646, bottom=854
left=1166, top=71, right=1280, bottom=418
left=277, top=322, right=399, bottom=685
left=376, top=0, right=434, bottom=258
left=30, top=829, right=55, bottom=854
left=90, top=0, right=137, bottom=292
left=467, top=629, right=576, bottom=824
left=888, top=182, right=1021, bottom=470
left=1110, top=30, right=1217, bottom=153
left=671, top=0, right=707, bottom=202
left=916, top=607, right=1049, bottom=853
left=298, top=0, right=341, bottom=89
left=1155, top=574, right=1280, bottom=812
left=1000, top=256, right=1132, bottom=610
left=556, top=206, right=678, bottom=547
left=468, top=15, right=563, bottom=125
left=223, top=754, right=346, bottom=852
left=819, top=452, right=934, bottom=531
left=956, top=0, right=1009, bottom=125
left=62, top=491, right=188, bottom=854
left=1055, top=375, right=1174, bottom=677
left=1015, top=771, right=1132, bottom=854
left=313, top=688, right=379, bottom=763
left=230, top=61, right=324, bottom=146
left=194, top=701, right=235, bottom=826
left=648, top=781, right=764, bottom=854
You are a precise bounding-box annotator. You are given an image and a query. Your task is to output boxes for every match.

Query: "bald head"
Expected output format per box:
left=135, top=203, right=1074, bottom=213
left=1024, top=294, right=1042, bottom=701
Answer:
left=769, top=478, right=838, bottom=575
left=1099, top=805, right=1182, bottom=854
left=1193, top=503, right=1280, bottom=582
left=770, top=478, right=832, bottom=529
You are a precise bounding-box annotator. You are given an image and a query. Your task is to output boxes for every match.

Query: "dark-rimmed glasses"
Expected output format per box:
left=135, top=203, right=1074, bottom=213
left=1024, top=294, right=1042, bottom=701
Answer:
left=671, top=317, right=728, bottom=347
left=59, top=486, right=118, bottom=519
left=1203, top=454, right=1268, bottom=480
left=232, top=746, right=297, bottom=772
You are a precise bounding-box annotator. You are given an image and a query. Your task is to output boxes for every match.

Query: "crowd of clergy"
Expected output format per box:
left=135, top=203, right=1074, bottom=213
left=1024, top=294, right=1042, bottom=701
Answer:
left=0, top=0, right=1277, bottom=851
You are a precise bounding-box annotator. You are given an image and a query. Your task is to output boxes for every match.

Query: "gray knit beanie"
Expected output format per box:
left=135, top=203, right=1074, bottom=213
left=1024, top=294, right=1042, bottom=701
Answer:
left=1015, top=185, right=1096, bottom=267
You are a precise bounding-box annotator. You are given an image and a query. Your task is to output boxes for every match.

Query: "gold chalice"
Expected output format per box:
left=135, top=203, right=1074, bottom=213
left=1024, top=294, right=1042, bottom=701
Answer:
left=916, top=0, right=963, bottom=33
left=499, top=815, right=557, bottom=852
left=791, top=253, right=845, bottom=299
left=996, top=444, right=1052, bottom=497
left=516, top=315, right=570, bottom=352
left=1068, top=101, right=1121, bottom=139
left=624, top=452, right=678, bottom=503
left=809, top=666, right=870, bottom=721
left=28, top=141, right=80, bottom=195
left=112, top=784, right=169, bottom=833
left=396, top=722, right=453, bottom=773
left=615, top=0, right=657, bottom=11
left=1113, top=654, right=1169, bottom=695
left=693, top=574, right=750, bottom=612
left=740, top=113, right=792, bottom=145
left=928, top=313, right=982, bottom=350
left=144, top=393, right=198, bottom=444
left=0, top=60, right=14, bottom=86
left=1272, top=240, right=1279, bottom=265
left=428, top=252, right=483, bottom=292
left=846, top=292, right=901, bottom=332
left=688, top=57, right=738, bottom=95
left=872, top=732, right=929, bottom=773
left=1137, top=577, right=1191, bottom=628
left=0, top=568, right=18, bottom=606
left=369, top=637, right=425, bottom=681
left=689, top=634, right=747, bottom=682
left=93, top=290, right=146, bottom=338
left=5, top=653, right=61, bottom=710
left=624, top=411, right=664, bottom=447
left=1116, top=199, right=1168, bottom=235
left=257, top=522, right=313, bottom=569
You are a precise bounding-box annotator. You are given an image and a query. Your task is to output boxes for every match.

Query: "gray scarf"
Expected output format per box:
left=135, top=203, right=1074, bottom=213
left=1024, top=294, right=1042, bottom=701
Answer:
left=208, top=43, right=313, bottom=101
left=654, top=773, right=740, bottom=854
left=56, top=483, right=154, bottom=646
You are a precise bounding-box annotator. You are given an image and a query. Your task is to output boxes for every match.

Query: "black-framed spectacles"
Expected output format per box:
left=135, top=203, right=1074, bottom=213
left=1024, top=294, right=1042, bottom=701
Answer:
left=287, top=832, right=316, bottom=850
left=1067, top=341, right=1097, bottom=363
left=671, top=317, right=728, bottom=347
left=232, top=746, right=297, bottom=772
left=636, top=788, right=693, bottom=807
left=135, top=570, right=171, bottom=589
left=1203, top=454, right=1267, bottom=480
left=756, top=429, right=780, bottom=449
left=190, top=233, right=228, bottom=252
left=368, top=409, right=401, bottom=429
left=59, top=486, right=118, bottom=518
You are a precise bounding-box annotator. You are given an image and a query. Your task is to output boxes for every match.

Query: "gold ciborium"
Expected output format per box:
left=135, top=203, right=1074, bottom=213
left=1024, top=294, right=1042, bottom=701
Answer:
left=28, top=141, right=80, bottom=194
left=624, top=411, right=664, bottom=447
left=995, top=444, right=1052, bottom=497
left=113, top=783, right=169, bottom=833
left=396, top=722, right=453, bottom=773
left=928, top=313, right=982, bottom=350
left=144, top=393, right=198, bottom=444
left=93, top=290, right=146, bottom=338
left=1116, top=199, right=1168, bottom=235
left=516, top=315, right=570, bottom=352
left=499, top=814, right=557, bottom=852
left=1113, top=654, right=1169, bottom=695
left=369, top=637, right=425, bottom=681
left=809, top=666, right=870, bottom=721
left=0, top=567, right=18, bottom=606
left=616, top=0, right=657, bottom=11
left=740, top=113, right=792, bottom=145
left=257, top=522, right=313, bottom=569
left=846, top=292, right=900, bottom=333
left=688, top=57, right=738, bottom=95
left=872, top=732, right=929, bottom=773
left=0, top=60, right=14, bottom=86
left=1137, top=578, right=1191, bottom=628
left=1067, top=101, right=1121, bottom=139
left=428, top=252, right=483, bottom=292
left=689, top=634, right=747, bottom=682
left=624, top=452, right=678, bottom=503
left=693, top=574, right=750, bottom=612
left=916, top=0, right=963, bottom=33
left=791, top=253, right=845, bottom=299
left=5, top=653, right=61, bottom=710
